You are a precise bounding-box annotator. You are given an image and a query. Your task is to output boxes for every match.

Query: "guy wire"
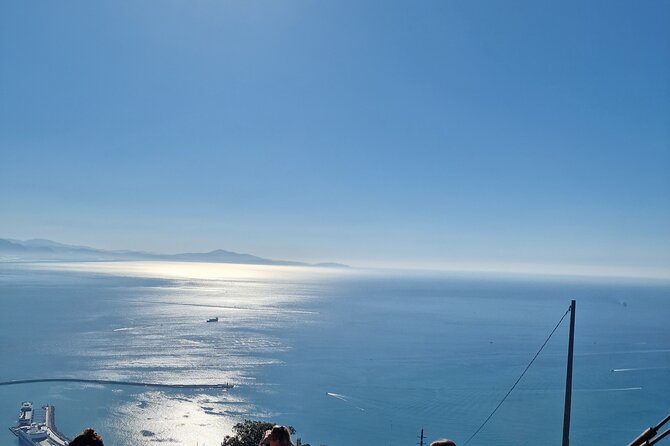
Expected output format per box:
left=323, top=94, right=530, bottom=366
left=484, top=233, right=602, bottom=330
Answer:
left=462, top=305, right=572, bottom=446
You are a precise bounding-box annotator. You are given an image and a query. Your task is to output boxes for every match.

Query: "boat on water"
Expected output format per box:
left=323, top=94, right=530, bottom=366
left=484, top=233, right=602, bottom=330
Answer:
left=206, top=317, right=218, bottom=322
left=18, top=401, right=33, bottom=426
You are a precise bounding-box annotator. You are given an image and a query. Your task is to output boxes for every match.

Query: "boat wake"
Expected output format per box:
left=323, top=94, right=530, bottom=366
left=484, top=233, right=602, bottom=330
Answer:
left=611, top=367, right=670, bottom=373
left=327, top=392, right=365, bottom=411
left=580, top=387, right=643, bottom=392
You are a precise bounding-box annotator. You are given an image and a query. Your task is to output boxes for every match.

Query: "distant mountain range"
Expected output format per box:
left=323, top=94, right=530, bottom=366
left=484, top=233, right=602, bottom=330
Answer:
left=0, top=238, right=348, bottom=268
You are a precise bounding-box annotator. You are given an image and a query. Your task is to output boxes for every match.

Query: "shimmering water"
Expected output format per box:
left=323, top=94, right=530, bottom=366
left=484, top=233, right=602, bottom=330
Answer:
left=0, top=262, right=668, bottom=446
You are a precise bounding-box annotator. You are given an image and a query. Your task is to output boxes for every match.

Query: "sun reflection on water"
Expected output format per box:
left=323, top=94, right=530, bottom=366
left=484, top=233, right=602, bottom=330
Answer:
left=112, top=390, right=242, bottom=446
left=33, top=260, right=346, bottom=282
left=8, top=261, right=344, bottom=445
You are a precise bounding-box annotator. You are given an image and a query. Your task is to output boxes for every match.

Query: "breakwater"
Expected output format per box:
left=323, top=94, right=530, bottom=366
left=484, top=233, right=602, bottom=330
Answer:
left=0, top=378, right=233, bottom=389
left=45, top=405, right=69, bottom=446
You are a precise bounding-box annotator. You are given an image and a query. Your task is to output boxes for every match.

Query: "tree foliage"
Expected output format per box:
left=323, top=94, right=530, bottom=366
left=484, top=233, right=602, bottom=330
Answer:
left=221, top=420, right=296, bottom=446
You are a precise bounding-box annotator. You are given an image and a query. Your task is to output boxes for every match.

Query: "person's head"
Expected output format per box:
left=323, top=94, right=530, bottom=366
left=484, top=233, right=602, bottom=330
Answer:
left=430, top=440, right=456, bottom=446
left=70, top=428, right=104, bottom=446
left=269, top=425, right=293, bottom=446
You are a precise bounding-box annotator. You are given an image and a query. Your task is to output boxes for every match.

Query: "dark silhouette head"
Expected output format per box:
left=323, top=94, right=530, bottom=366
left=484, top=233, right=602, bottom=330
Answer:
left=269, top=425, right=293, bottom=446
left=70, top=428, right=104, bottom=446
left=430, top=440, right=457, bottom=446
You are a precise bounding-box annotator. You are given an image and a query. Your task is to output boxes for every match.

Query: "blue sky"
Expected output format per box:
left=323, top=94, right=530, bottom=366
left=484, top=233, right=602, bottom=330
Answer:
left=1, top=1, right=669, bottom=273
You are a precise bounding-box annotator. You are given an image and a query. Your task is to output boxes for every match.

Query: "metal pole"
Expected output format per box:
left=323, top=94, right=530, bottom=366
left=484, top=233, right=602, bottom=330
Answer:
left=562, top=300, right=576, bottom=446
left=650, top=428, right=670, bottom=445
left=628, top=414, right=670, bottom=446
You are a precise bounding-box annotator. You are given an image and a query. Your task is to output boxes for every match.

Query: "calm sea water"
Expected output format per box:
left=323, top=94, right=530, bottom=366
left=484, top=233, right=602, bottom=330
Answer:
left=0, top=262, right=668, bottom=446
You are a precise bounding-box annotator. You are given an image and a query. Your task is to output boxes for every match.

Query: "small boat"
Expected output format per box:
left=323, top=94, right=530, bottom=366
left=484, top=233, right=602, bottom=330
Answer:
left=206, top=317, right=218, bottom=323
left=18, top=401, right=33, bottom=426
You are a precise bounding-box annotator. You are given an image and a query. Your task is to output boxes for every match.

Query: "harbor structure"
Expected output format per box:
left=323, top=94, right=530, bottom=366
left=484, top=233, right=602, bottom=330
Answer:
left=9, top=402, right=70, bottom=446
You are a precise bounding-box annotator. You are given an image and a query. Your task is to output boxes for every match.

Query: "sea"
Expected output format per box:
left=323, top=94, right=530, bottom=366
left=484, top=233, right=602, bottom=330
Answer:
left=0, top=261, right=668, bottom=446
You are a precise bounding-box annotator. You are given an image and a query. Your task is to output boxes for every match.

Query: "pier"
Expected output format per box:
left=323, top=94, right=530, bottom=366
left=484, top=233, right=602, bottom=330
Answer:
left=10, top=404, right=70, bottom=446
left=45, top=405, right=69, bottom=446
left=0, top=378, right=233, bottom=389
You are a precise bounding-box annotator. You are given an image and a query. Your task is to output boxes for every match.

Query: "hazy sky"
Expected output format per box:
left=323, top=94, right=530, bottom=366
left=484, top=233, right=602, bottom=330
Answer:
left=1, top=1, right=669, bottom=272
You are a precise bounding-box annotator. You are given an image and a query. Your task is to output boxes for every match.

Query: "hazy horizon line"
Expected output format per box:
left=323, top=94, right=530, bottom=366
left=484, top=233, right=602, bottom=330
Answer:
left=3, top=236, right=668, bottom=282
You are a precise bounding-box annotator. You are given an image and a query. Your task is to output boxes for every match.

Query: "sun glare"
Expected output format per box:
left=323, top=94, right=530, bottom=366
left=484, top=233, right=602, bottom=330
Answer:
left=31, top=261, right=346, bottom=282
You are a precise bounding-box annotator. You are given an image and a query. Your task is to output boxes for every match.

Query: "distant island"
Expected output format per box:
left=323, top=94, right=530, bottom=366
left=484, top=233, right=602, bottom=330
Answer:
left=0, top=238, right=349, bottom=268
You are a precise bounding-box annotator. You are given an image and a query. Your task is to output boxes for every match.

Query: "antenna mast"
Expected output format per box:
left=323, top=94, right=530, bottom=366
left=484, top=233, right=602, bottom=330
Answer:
left=562, top=300, right=576, bottom=446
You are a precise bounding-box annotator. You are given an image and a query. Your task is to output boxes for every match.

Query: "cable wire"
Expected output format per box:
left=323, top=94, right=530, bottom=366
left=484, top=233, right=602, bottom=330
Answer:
left=462, top=305, right=572, bottom=446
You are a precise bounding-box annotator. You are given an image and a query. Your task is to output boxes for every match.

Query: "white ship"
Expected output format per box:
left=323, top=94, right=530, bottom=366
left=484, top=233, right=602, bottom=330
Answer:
left=18, top=402, right=33, bottom=426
